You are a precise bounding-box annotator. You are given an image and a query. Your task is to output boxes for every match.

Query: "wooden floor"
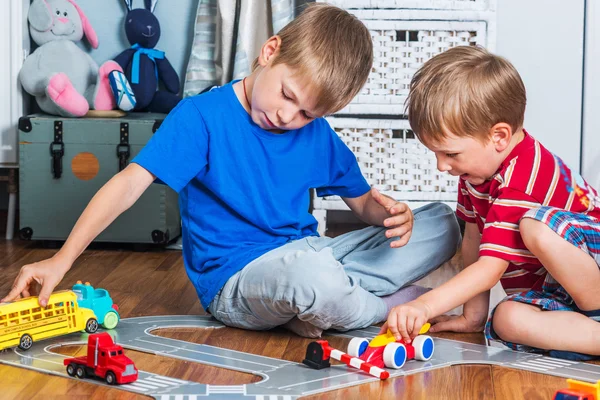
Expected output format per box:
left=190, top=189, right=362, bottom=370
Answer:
left=0, top=223, right=592, bottom=399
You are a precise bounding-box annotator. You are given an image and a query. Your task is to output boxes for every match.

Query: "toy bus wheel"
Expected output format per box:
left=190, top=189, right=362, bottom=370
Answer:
left=383, top=342, right=407, bottom=369
left=66, top=363, right=76, bottom=376
left=18, top=334, right=33, bottom=350
left=412, top=335, right=435, bottom=361
left=85, top=318, right=99, bottom=333
left=105, top=371, right=116, bottom=385
left=75, top=365, right=86, bottom=379
left=102, top=311, right=119, bottom=330
left=347, top=338, right=369, bottom=357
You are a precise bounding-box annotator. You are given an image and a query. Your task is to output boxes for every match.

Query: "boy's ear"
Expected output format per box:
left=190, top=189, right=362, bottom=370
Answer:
left=258, top=36, right=282, bottom=67
left=490, top=123, right=513, bottom=151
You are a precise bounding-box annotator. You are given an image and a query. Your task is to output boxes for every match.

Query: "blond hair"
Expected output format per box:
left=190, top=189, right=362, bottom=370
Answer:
left=253, top=3, right=373, bottom=115
left=406, top=45, right=526, bottom=144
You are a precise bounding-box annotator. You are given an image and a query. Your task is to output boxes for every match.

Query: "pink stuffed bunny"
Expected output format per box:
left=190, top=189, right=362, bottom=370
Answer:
left=19, top=0, right=134, bottom=117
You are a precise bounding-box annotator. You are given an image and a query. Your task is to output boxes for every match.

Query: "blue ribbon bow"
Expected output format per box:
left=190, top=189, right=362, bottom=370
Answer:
left=130, top=43, right=165, bottom=84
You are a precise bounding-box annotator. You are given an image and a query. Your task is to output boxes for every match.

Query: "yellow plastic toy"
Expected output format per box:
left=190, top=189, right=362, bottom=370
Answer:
left=0, top=290, right=99, bottom=351
left=554, top=379, right=600, bottom=400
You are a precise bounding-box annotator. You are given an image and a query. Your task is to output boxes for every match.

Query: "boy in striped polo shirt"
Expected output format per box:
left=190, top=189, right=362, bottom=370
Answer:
left=382, top=45, right=600, bottom=360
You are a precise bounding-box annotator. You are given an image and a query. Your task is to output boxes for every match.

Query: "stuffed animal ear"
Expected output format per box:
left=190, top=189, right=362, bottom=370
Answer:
left=66, top=0, right=98, bottom=49
left=28, top=0, right=53, bottom=32
left=144, top=0, right=158, bottom=13
left=122, top=0, right=132, bottom=12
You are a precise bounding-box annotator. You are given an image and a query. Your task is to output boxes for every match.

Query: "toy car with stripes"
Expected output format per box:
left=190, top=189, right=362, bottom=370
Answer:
left=302, top=323, right=434, bottom=379
left=346, top=323, right=435, bottom=369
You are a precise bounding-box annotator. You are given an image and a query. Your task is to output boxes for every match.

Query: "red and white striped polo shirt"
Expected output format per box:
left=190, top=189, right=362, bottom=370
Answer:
left=456, top=131, right=600, bottom=294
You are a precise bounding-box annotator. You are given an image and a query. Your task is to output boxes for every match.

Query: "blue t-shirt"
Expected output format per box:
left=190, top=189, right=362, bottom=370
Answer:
left=132, top=81, right=370, bottom=309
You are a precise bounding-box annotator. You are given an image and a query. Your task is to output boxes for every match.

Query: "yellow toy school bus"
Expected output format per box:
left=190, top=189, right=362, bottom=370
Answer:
left=0, top=290, right=98, bottom=351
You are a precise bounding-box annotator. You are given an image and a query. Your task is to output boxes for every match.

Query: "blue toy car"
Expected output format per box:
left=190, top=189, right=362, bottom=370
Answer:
left=71, top=281, right=120, bottom=329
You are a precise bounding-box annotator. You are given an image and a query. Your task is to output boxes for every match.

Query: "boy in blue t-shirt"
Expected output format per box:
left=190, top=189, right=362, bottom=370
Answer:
left=3, top=4, right=460, bottom=337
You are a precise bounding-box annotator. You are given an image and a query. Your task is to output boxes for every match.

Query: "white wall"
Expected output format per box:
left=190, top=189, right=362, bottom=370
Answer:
left=582, top=0, right=600, bottom=190
left=496, top=0, right=585, bottom=173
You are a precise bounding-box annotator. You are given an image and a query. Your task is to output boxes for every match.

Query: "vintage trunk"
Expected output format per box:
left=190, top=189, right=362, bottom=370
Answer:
left=18, top=113, right=180, bottom=244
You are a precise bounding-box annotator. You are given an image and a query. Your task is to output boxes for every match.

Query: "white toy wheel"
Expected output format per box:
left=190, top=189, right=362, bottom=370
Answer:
left=412, top=335, right=435, bottom=361
left=383, top=342, right=407, bottom=369
left=347, top=337, right=369, bottom=357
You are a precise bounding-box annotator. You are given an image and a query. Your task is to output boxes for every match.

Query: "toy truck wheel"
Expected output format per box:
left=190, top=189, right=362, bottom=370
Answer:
left=412, top=335, right=435, bottom=361
left=85, top=318, right=99, bottom=333
left=18, top=334, right=33, bottom=350
left=383, top=342, right=407, bottom=369
left=347, top=338, right=369, bottom=357
left=66, top=363, right=76, bottom=376
left=105, top=371, right=117, bottom=385
left=102, top=311, right=119, bottom=330
left=75, top=365, right=86, bottom=379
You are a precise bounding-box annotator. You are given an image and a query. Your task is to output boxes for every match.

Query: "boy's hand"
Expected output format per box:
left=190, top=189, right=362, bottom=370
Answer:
left=371, top=188, right=414, bottom=248
left=1, top=256, right=70, bottom=307
left=380, top=299, right=432, bottom=343
left=428, top=314, right=486, bottom=333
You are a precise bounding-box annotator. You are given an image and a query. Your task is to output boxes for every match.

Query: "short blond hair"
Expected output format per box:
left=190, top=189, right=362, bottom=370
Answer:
left=254, top=3, right=373, bottom=115
left=406, top=45, right=526, bottom=144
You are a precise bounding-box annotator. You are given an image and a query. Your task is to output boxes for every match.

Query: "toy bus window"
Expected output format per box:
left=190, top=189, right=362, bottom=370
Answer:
left=0, top=314, right=6, bottom=321
left=8, top=312, right=18, bottom=319
left=20, top=310, right=30, bottom=316
left=101, top=352, right=105, bottom=356
left=32, top=307, right=41, bottom=313
left=110, top=351, right=117, bottom=356
left=33, top=312, right=42, bottom=321
left=118, top=350, right=123, bottom=355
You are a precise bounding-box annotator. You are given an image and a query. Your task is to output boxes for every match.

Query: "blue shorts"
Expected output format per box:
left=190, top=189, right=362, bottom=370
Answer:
left=485, top=206, right=600, bottom=352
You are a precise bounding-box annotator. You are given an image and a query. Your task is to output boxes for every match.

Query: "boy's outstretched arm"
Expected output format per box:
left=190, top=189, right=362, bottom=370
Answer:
left=429, top=222, right=490, bottom=333
left=344, top=187, right=414, bottom=248
left=384, top=252, right=509, bottom=343
left=1, top=163, right=155, bottom=306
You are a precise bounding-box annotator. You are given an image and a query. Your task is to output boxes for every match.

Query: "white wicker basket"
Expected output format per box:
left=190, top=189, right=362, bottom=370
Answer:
left=315, top=116, right=458, bottom=204
left=320, top=0, right=494, bottom=11
left=338, top=19, right=488, bottom=115
left=313, top=117, right=458, bottom=233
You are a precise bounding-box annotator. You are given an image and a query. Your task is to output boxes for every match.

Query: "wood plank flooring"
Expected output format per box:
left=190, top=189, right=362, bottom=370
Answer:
left=0, top=228, right=592, bottom=399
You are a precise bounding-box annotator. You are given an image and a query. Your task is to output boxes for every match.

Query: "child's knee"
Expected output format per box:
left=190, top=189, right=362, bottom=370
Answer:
left=276, top=250, right=347, bottom=299
left=492, top=301, right=528, bottom=343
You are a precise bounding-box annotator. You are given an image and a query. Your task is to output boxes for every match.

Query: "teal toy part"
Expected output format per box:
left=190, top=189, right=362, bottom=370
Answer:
left=71, top=282, right=120, bottom=329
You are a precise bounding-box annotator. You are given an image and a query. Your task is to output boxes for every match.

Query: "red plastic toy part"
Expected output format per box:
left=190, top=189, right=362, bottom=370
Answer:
left=303, top=340, right=390, bottom=380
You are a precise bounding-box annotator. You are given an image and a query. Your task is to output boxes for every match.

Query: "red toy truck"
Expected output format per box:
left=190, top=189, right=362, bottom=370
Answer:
left=64, top=332, right=138, bottom=385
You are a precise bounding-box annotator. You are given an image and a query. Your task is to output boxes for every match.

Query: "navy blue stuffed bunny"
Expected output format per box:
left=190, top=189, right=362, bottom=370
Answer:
left=113, top=0, right=181, bottom=113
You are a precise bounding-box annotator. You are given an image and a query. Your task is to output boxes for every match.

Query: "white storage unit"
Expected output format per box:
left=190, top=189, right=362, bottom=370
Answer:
left=313, top=1, right=496, bottom=235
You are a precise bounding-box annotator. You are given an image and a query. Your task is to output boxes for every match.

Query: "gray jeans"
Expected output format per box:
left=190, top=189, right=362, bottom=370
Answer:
left=208, top=203, right=460, bottom=332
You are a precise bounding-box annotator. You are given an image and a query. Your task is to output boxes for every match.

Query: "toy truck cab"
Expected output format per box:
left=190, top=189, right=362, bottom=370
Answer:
left=72, top=281, right=120, bottom=329
left=64, top=332, right=138, bottom=385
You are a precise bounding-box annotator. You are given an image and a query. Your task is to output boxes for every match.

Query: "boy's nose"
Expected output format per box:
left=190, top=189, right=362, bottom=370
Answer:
left=277, top=109, right=293, bottom=126
left=436, top=158, right=451, bottom=172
